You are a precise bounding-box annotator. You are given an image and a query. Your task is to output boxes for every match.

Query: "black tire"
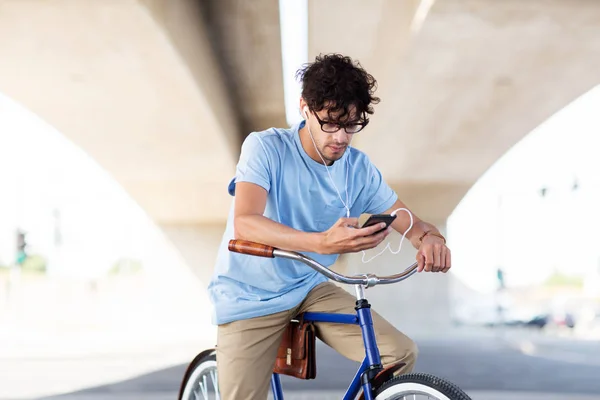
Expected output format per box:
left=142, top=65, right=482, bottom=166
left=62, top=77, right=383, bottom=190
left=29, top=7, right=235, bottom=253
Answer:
left=179, top=352, right=219, bottom=400
left=374, top=372, right=471, bottom=400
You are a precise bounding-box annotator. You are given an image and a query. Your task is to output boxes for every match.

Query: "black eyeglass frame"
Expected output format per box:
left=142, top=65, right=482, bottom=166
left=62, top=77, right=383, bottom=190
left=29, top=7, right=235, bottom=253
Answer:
left=309, top=109, right=369, bottom=134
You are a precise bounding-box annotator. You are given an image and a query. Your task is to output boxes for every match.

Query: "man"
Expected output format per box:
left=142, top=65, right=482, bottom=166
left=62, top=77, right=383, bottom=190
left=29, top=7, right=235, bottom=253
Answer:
left=207, top=53, right=451, bottom=399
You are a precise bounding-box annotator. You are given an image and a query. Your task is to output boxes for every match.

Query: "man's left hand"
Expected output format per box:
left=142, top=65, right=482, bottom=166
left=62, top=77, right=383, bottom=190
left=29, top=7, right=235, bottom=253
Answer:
left=416, top=236, right=451, bottom=273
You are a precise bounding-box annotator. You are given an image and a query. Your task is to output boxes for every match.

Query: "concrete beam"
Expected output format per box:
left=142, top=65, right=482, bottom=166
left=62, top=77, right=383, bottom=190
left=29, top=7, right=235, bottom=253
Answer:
left=139, top=0, right=242, bottom=159
left=192, top=0, right=288, bottom=134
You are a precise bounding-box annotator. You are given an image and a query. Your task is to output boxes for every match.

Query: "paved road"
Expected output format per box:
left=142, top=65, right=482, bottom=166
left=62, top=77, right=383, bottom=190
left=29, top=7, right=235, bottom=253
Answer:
left=33, top=332, right=600, bottom=399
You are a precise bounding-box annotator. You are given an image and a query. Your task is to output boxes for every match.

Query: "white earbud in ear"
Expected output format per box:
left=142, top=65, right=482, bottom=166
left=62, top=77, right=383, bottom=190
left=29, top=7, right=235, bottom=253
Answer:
left=303, top=106, right=309, bottom=119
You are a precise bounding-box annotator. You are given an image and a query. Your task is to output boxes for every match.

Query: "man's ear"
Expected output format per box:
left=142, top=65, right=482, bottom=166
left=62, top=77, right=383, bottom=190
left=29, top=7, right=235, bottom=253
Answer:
left=299, top=98, right=309, bottom=119
left=300, top=97, right=309, bottom=109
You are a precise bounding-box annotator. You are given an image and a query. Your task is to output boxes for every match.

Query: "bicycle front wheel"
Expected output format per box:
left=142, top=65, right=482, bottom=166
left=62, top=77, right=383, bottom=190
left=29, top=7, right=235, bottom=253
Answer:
left=374, top=372, right=471, bottom=400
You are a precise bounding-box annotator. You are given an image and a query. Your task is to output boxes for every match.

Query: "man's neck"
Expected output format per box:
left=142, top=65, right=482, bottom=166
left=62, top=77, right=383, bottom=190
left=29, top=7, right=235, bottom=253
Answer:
left=298, top=125, right=333, bottom=166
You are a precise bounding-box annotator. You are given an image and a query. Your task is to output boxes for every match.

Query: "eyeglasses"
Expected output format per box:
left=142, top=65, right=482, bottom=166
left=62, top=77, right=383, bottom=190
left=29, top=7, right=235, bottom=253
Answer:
left=310, top=110, right=369, bottom=134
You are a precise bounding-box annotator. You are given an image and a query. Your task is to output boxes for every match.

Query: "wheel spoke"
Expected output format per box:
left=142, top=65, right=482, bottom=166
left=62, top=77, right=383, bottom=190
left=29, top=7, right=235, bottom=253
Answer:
left=201, top=375, right=209, bottom=399
left=181, top=357, right=219, bottom=400
left=211, top=369, right=220, bottom=400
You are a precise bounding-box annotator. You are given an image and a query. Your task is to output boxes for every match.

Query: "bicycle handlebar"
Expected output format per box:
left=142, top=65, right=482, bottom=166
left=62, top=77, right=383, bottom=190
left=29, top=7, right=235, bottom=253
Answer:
left=228, top=239, right=418, bottom=288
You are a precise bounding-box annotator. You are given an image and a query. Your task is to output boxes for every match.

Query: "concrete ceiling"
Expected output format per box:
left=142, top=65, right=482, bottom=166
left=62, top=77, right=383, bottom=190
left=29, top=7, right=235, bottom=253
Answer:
left=0, top=0, right=598, bottom=226
left=0, top=0, right=285, bottom=225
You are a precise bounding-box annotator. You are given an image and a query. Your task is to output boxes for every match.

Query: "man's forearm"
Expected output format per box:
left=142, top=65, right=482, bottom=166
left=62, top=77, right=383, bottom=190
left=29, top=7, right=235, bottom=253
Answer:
left=407, top=221, right=443, bottom=249
left=234, top=214, right=323, bottom=253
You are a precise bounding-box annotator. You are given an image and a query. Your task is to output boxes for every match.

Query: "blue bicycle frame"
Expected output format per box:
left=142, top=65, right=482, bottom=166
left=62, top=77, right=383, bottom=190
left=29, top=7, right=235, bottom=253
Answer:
left=223, top=239, right=419, bottom=400
left=269, top=299, right=383, bottom=400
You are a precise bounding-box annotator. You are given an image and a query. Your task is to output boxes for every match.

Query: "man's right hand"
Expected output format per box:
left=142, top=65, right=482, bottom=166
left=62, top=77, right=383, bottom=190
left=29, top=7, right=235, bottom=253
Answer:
left=319, top=218, right=392, bottom=255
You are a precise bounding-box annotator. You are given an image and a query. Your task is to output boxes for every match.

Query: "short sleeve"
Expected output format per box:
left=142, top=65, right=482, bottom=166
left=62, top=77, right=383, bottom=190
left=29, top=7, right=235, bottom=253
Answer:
left=362, top=161, right=398, bottom=214
left=233, top=133, right=271, bottom=192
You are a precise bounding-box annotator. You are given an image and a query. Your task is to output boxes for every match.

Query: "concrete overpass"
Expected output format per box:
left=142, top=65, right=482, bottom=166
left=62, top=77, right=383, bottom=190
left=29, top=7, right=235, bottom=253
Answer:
left=1, top=0, right=599, bottom=332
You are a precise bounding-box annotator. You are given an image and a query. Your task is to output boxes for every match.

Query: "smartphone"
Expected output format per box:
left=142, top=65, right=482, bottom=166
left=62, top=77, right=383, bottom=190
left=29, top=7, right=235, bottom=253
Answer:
left=360, top=214, right=397, bottom=234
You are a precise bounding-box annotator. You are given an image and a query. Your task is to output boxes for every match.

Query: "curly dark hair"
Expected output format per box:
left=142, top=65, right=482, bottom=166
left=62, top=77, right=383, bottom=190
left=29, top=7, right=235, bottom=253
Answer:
left=295, top=53, right=380, bottom=123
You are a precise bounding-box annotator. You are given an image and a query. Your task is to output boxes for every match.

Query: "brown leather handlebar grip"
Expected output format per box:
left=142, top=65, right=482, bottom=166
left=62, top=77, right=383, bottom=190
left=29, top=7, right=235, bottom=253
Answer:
left=228, top=240, right=275, bottom=258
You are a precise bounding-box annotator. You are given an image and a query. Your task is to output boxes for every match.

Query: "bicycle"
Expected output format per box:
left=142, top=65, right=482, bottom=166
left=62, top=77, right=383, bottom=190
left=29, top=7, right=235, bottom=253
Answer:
left=179, top=239, right=472, bottom=400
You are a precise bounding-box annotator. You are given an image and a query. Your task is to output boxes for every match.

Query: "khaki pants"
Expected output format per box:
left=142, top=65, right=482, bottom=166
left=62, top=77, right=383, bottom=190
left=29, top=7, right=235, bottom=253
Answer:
left=216, top=282, right=418, bottom=400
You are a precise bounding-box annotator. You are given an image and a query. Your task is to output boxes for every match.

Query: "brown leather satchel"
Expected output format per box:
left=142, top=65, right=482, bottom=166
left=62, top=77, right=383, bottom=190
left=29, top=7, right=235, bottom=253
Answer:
left=273, top=314, right=316, bottom=379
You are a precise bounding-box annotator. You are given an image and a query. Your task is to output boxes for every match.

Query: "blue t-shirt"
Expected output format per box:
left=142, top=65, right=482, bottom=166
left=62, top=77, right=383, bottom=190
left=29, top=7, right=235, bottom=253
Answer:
left=207, top=121, right=398, bottom=325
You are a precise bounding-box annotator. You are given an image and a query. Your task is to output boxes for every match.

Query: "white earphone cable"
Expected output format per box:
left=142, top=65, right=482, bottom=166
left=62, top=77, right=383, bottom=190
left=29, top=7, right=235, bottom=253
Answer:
left=361, top=207, right=414, bottom=263
left=304, top=110, right=351, bottom=218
